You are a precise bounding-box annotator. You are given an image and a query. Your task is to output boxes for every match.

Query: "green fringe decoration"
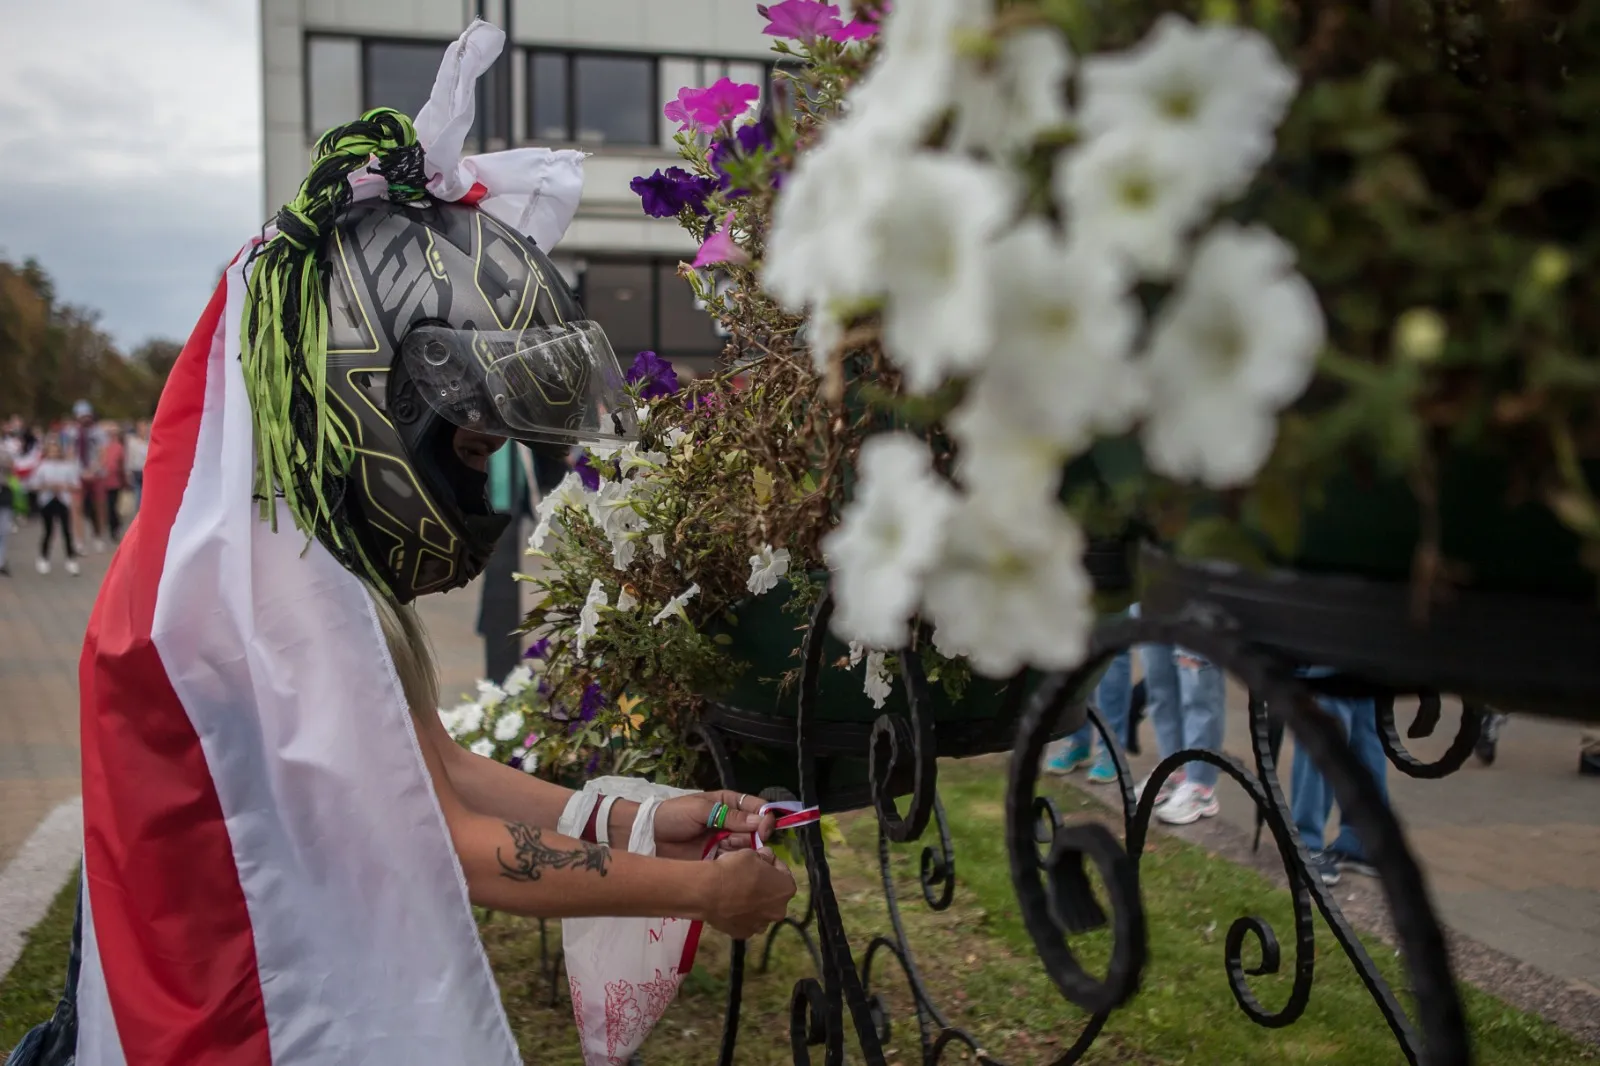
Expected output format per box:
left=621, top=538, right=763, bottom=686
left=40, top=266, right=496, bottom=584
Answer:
left=240, top=107, right=430, bottom=599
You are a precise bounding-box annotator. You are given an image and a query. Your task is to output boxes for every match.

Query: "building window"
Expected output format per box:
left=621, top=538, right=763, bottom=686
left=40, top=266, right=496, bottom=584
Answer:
left=527, top=51, right=657, bottom=146
left=579, top=258, right=724, bottom=368
left=364, top=40, right=442, bottom=124
left=306, top=37, right=361, bottom=138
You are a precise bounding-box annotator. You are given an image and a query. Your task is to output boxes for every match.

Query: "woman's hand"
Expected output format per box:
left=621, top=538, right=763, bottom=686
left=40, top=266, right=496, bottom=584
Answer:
left=703, top=848, right=797, bottom=939
left=654, top=790, right=778, bottom=861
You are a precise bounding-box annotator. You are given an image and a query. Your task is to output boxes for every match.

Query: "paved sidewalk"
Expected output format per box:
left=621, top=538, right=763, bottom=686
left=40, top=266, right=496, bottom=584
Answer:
left=1110, top=677, right=1600, bottom=995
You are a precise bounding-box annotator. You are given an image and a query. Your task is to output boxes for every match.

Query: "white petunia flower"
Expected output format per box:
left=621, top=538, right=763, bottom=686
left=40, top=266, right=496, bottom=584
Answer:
left=476, top=680, right=507, bottom=709
left=470, top=738, right=496, bottom=758
left=651, top=583, right=701, bottom=626
left=635, top=405, right=651, bottom=425
left=848, top=640, right=867, bottom=667
left=1141, top=223, right=1325, bottom=488
left=454, top=701, right=485, bottom=736
left=925, top=495, right=1095, bottom=678
left=1079, top=14, right=1296, bottom=197
left=589, top=479, right=642, bottom=541
left=877, top=154, right=1019, bottom=391
left=948, top=386, right=1071, bottom=508
left=851, top=0, right=993, bottom=144
left=616, top=585, right=639, bottom=611
left=1056, top=126, right=1211, bottom=279
left=864, top=651, right=893, bottom=709
left=649, top=533, right=667, bottom=559
left=763, top=118, right=894, bottom=318
left=501, top=664, right=534, bottom=697
left=618, top=443, right=669, bottom=478
left=611, top=532, right=638, bottom=572
left=529, top=472, right=594, bottom=552
left=519, top=752, right=541, bottom=774
left=823, top=433, right=958, bottom=648
left=747, top=545, right=793, bottom=595
left=980, top=219, right=1145, bottom=450
left=951, top=26, right=1074, bottom=157
left=437, top=706, right=464, bottom=737
left=493, top=710, right=526, bottom=742
left=664, top=428, right=690, bottom=451
left=577, top=579, right=608, bottom=654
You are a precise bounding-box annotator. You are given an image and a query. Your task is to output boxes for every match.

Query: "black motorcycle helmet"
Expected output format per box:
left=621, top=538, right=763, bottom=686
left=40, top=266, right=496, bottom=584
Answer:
left=242, top=108, right=637, bottom=603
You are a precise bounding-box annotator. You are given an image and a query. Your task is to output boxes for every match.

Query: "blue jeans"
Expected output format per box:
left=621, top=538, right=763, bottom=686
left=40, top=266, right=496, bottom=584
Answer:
left=1289, top=683, right=1389, bottom=860
left=1139, top=644, right=1226, bottom=788
left=1068, top=649, right=1133, bottom=757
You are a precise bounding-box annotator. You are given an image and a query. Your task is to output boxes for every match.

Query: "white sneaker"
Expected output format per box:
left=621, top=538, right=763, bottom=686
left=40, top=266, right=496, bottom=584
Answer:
left=65, top=558, right=81, bottom=576
left=35, top=557, right=50, bottom=575
left=1134, top=772, right=1183, bottom=809
left=1156, top=781, right=1220, bottom=826
left=93, top=539, right=106, bottom=554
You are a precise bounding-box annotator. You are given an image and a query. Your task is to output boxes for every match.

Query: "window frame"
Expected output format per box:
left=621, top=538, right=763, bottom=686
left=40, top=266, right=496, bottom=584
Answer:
left=577, top=255, right=725, bottom=364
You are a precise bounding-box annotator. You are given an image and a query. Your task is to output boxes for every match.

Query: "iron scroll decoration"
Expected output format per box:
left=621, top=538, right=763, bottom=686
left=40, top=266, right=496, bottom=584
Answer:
left=684, top=585, right=1478, bottom=1066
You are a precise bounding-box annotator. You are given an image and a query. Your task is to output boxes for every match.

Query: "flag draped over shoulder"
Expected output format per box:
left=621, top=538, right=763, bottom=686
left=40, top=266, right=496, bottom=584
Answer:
left=71, top=20, right=581, bottom=1065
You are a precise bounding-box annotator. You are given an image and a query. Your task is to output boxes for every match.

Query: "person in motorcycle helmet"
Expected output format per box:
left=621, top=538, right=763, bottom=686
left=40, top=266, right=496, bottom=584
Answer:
left=27, top=107, right=793, bottom=1066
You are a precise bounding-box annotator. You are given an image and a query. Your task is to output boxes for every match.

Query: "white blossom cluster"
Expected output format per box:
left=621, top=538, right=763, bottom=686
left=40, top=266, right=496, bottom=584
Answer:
left=765, top=3, right=1325, bottom=676
left=438, top=664, right=542, bottom=769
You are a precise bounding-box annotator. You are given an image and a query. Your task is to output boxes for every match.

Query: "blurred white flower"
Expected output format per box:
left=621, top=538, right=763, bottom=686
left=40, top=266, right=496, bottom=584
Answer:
left=878, top=154, right=1018, bottom=391
left=651, top=583, right=701, bottom=626
left=952, top=26, right=1074, bottom=157
left=664, top=428, right=690, bottom=451
left=578, top=579, right=608, bottom=654
left=1056, top=127, right=1209, bottom=278
left=747, top=545, right=793, bottom=595
left=611, top=532, right=638, bottom=572
left=437, top=706, right=464, bottom=737
left=493, top=710, right=526, bottom=742
left=948, top=386, right=1070, bottom=508
left=764, top=119, right=893, bottom=317
left=616, top=585, right=640, bottom=611
left=649, top=533, right=668, bottom=559
left=520, top=752, right=541, bottom=774
left=1141, top=223, right=1325, bottom=487
left=981, top=220, right=1145, bottom=449
left=501, top=664, right=534, bottom=697
left=1079, top=15, right=1296, bottom=196
left=476, top=680, right=507, bottom=710
left=470, top=738, right=496, bottom=758
left=852, top=0, right=992, bottom=144
left=530, top=472, right=593, bottom=552
left=454, top=702, right=485, bottom=736
left=848, top=641, right=867, bottom=667
left=864, top=651, right=893, bottom=709
left=924, top=495, right=1094, bottom=678
left=823, top=433, right=957, bottom=647
left=635, top=405, right=651, bottom=425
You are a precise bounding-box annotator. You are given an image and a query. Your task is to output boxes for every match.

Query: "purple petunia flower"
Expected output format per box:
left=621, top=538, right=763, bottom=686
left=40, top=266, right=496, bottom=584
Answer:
left=710, top=121, right=776, bottom=198
left=626, top=351, right=681, bottom=400
left=507, top=754, right=524, bottom=770
left=579, top=683, right=605, bottom=723
left=575, top=452, right=601, bottom=491
left=760, top=0, right=847, bottom=42
left=630, top=167, right=716, bottom=218
left=585, top=752, right=602, bottom=776
left=523, top=637, right=552, bottom=661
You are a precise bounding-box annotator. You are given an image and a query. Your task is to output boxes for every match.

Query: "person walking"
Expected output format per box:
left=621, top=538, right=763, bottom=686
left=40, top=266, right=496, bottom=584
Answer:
left=126, top=419, right=150, bottom=517
left=28, top=437, right=82, bottom=575
left=100, top=424, right=127, bottom=542
left=65, top=401, right=106, bottom=552
left=0, top=442, right=14, bottom=576
left=1289, top=672, right=1390, bottom=885
left=1136, top=641, right=1228, bottom=825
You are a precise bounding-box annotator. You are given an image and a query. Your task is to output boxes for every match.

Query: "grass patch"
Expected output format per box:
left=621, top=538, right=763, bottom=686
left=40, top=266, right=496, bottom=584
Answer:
left=0, top=870, right=78, bottom=1059
left=4, top=765, right=1593, bottom=1064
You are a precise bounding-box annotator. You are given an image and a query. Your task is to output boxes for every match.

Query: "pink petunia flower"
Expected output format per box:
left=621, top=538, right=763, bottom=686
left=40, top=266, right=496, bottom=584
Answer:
left=834, top=16, right=879, bottom=40
left=760, top=0, right=847, bottom=41
left=663, top=87, right=703, bottom=133
left=688, top=77, right=763, bottom=131
left=693, top=213, right=749, bottom=268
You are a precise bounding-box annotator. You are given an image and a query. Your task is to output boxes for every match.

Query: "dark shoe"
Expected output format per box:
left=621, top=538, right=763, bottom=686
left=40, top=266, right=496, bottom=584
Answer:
left=0, top=564, right=9, bottom=577
left=1474, top=712, right=1504, bottom=766
left=1332, top=851, right=1378, bottom=878
left=1125, top=679, right=1146, bottom=756
left=1580, top=751, right=1600, bottom=778
left=1307, top=850, right=1342, bottom=886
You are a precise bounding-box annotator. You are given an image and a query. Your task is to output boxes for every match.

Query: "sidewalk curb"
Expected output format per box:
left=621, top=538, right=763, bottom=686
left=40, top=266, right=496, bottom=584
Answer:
left=0, top=798, right=81, bottom=983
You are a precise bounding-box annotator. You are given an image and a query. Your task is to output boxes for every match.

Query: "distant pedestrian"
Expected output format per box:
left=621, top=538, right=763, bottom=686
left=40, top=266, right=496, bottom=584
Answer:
left=126, top=419, right=150, bottom=517
left=28, top=437, right=82, bottom=575
left=1137, top=637, right=1227, bottom=826
left=1290, top=670, right=1390, bottom=886
left=101, top=425, right=127, bottom=542
left=0, top=442, right=14, bottom=576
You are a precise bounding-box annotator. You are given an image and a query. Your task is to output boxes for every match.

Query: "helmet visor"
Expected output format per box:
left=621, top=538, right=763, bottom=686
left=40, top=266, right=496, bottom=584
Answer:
left=400, top=321, right=640, bottom=447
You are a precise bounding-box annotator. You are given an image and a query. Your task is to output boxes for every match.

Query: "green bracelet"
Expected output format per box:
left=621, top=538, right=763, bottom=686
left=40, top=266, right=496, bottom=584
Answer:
left=712, top=803, right=730, bottom=830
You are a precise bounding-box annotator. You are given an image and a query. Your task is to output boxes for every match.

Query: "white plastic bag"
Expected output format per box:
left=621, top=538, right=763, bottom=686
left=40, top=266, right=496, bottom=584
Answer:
left=556, top=777, right=701, bottom=1066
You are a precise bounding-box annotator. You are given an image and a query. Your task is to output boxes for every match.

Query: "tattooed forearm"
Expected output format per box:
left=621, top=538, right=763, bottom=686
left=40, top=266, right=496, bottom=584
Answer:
left=496, top=822, right=610, bottom=882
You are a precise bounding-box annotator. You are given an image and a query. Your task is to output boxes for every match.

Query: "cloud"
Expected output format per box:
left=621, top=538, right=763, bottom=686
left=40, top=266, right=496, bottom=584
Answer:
left=0, top=0, right=262, bottom=347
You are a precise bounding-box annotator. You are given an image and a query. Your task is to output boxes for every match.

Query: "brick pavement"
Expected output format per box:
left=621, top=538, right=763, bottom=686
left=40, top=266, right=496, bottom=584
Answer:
left=5, top=532, right=1599, bottom=998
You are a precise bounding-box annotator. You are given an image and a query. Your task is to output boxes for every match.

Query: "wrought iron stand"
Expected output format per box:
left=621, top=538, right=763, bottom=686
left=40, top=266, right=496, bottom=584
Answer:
left=682, top=540, right=1600, bottom=1066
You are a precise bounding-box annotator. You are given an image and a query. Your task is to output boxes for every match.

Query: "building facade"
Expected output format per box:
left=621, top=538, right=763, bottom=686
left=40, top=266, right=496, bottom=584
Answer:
left=260, top=0, right=777, bottom=375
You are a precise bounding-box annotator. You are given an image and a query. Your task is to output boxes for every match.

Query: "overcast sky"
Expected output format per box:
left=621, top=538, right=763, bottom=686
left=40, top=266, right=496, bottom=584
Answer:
left=0, top=0, right=261, bottom=350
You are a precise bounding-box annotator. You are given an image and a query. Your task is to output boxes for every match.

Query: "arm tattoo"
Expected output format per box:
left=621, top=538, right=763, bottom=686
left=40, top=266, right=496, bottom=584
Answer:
left=496, top=821, right=611, bottom=882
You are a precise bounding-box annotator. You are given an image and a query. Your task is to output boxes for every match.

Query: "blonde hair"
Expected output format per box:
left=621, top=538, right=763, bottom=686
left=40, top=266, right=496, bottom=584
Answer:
left=370, top=586, right=439, bottom=715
